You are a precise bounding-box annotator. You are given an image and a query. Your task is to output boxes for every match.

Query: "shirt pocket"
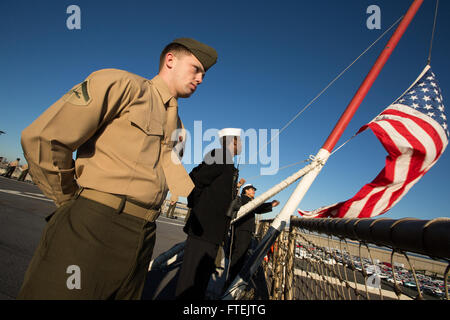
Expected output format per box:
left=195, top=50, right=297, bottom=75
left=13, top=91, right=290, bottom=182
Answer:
left=128, top=104, right=164, bottom=137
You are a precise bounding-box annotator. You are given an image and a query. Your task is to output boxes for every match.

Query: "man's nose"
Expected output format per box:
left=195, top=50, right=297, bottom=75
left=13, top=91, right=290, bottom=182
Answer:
left=196, top=73, right=204, bottom=84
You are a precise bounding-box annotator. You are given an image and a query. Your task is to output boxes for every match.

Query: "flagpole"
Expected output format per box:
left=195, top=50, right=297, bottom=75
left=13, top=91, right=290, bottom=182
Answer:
left=322, top=0, right=424, bottom=153
left=222, top=0, right=424, bottom=299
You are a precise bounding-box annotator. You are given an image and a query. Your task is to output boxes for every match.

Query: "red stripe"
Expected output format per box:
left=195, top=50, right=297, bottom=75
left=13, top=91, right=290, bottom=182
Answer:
left=359, top=189, right=387, bottom=218
left=333, top=182, right=388, bottom=218
left=338, top=121, right=402, bottom=218
left=380, top=108, right=445, bottom=160
left=371, top=118, right=426, bottom=213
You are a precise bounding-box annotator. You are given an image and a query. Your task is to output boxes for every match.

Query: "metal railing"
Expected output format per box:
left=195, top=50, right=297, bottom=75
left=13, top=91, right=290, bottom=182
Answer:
left=255, top=217, right=449, bottom=300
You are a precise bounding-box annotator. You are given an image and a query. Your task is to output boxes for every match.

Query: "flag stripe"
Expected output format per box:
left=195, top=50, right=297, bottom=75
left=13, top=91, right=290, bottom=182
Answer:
left=375, top=119, right=426, bottom=215
left=378, top=115, right=438, bottom=169
left=381, top=107, right=446, bottom=160
left=340, top=121, right=409, bottom=218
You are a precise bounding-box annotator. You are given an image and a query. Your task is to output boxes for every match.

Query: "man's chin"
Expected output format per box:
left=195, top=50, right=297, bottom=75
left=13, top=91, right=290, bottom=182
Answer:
left=178, top=90, right=195, bottom=99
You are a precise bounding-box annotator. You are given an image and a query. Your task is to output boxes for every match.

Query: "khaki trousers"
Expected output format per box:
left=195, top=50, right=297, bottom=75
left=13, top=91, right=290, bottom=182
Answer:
left=17, top=197, right=156, bottom=300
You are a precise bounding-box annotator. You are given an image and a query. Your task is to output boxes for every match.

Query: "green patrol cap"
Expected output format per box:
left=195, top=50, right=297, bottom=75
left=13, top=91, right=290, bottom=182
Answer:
left=172, top=38, right=218, bottom=71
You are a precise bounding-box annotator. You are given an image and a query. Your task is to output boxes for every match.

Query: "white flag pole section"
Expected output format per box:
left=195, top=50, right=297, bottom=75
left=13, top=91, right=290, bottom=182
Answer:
left=270, top=149, right=330, bottom=229
left=222, top=0, right=424, bottom=300
left=232, top=160, right=320, bottom=224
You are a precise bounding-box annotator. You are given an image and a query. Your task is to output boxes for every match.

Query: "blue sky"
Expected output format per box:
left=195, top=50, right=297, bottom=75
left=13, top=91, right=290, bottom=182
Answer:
left=1, top=0, right=449, bottom=221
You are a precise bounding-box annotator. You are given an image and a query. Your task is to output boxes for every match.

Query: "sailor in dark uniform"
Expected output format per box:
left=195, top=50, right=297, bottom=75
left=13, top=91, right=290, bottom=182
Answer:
left=227, top=184, right=280, bottom=285
left=175, top=128, right=242, bottom=300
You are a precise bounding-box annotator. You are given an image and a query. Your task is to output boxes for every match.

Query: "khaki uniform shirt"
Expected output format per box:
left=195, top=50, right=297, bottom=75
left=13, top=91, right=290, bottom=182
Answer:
left=21, top=69, right=191, bottom=207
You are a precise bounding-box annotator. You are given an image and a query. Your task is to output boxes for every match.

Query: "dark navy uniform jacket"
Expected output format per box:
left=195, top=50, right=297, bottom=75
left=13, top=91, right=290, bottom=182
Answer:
left=234, top=195, right=273, bottom=233
left=184, top=148, right=239, bottom=245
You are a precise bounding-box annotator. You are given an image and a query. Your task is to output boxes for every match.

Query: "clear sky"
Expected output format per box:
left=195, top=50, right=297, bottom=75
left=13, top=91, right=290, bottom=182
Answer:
left=1, top=0, right=449, bottom=221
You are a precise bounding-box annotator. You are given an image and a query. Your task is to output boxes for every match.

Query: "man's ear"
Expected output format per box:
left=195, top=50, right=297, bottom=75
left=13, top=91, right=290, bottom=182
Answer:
left=165, top=52, right=176, bottom=69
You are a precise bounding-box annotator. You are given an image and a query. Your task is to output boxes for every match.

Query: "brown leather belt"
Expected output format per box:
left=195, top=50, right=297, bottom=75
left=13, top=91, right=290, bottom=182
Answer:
left=78, top=189, right=160, bottom=222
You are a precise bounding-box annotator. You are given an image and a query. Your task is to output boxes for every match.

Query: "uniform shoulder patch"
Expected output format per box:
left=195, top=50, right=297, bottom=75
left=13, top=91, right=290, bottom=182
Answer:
left=62, top=80, right=92, bottom=106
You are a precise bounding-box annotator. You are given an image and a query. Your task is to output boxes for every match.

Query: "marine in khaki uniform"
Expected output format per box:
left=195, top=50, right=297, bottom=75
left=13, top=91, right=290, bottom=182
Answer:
left=167, top=196, right=178, bottom=219
left=17, top=38, right=217, bottom=300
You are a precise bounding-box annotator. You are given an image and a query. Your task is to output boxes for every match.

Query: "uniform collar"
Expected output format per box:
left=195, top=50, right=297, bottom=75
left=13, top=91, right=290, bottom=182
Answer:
left=203, top=148, right=236, bottom=166
left=150, top=75, right=178, bottom=108
left=241, top=194, right=252, bottom=200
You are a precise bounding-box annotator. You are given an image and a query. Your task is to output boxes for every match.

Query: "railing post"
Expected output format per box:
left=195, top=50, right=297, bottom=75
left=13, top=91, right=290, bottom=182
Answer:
left=270, top=236, right=280, bottom=299
left=285, top=225, right=297, bottom=300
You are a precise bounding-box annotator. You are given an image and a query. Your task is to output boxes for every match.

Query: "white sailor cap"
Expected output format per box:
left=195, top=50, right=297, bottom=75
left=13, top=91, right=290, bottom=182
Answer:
left=242, top=184, right=257, bottom=191
left=218, top=128, right=242, bottom=138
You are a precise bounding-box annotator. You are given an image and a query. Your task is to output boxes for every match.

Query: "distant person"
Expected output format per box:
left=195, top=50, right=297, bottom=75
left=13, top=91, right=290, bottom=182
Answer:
left=167, top=197, right=178, bottom=219
left=3, top=158, right=20, bottom=178
left=0, top=157, right=5, bottom=174
left=226, top=184, right=279, bottom=287
left=17, top=163, right=29, bottom=181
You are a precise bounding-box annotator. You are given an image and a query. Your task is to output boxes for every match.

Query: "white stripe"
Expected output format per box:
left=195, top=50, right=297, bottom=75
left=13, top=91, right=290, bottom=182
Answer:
left=382, top=108, right=448, bottom=160
left=386, top=104, right=448, bottom=147
left=367, top=112, right=446, bottom=217
left=345, top=185, right=390, bottom=218
left=378, top=114, right=438, bottom=170
left=385, top=149, right=442, bottom=216
left=342, top=121, right=412, bottom=217
left=370, top=121, right=415, bottom=215
left=299, top=203, right=337, bottom=217
left=378, top=174, right=424, bottom=217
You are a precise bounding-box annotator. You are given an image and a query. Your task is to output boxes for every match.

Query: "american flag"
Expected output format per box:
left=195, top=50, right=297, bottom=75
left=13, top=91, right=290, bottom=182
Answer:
left=299, top=65, right=448, bottom=219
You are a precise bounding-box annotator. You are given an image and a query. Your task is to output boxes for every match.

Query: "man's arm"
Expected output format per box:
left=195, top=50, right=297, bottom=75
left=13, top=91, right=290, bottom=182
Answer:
left=254, top=200, right=280, bottom=214
left=21, top=69, right=139, bottom=206
left=191, top=163, right=224, bottom=189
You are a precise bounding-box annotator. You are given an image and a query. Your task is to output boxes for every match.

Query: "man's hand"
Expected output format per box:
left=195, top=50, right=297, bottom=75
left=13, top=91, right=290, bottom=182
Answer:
left=237, top=178, right=246, bottom=188
left=271, top=200, right=280, bottom=207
